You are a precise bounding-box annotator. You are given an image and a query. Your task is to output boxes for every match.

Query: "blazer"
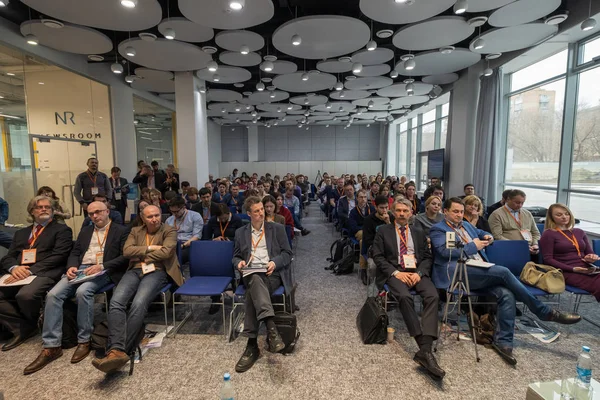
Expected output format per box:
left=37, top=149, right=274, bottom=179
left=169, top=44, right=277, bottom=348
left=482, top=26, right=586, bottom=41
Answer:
left=362, top=212, right=395, bottom=254
left=123, top=224, right=184, bottom=287
left=132, top=172, right=167, bottom=192
left=224, top=193, right=244, bottom=213
left=205, top=214, right=244, bottom=241
left=212, top=192, right=228, bottom=204
left=429, top=219, right=491, bottom=289
left=67, top=223, right=129, bottom=284
left=372, top=223, right=433, bottom=289
left=326, top=186, right=345, bottom=205
left=336, top=196, right=355, bottom=220
left=232, top=222, right=294, bottom=293
left=109, top=177, right=129, bottom=207
left=0, top=219, right=73, bottom=281
left=163, top=172, right=180, bottom=193
left=191, top=201, right=221, bottom=223
left=348, top=204, right=376, bottom=236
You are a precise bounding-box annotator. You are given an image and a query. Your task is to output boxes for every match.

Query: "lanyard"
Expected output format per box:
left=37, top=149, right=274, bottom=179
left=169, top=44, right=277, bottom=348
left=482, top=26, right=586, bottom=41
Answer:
left=174, top=211, right=187, bottom=231
left=446, top=221, right=470, bottom=244
left=232, top=196, right=238, bottom=205
left=356, top=205, right=370, bottom=217
left=86, top=170, right=98, bottom=187
left=29, top=224, right=47, bottom=248
left=95, top=221, right=111, bottom=250
left=556, top=229, right=581, bottom=257
left=251, top=226, right=265, bottom=250
left=145, top=231, right=157, bottom=247
left=219, top=219, right=231, bottom=237
left=503, top=205, right=521, bottom=228
left=337, top=188, right=344, bottom=196
left=395, top=224, right=409, bottom=250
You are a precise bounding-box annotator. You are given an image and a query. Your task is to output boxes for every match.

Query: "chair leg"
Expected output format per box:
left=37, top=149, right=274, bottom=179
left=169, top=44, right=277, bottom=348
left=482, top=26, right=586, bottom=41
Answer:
left=221, top=293, right=227, bottom=338
left=162, top=292, right=168, bottom=335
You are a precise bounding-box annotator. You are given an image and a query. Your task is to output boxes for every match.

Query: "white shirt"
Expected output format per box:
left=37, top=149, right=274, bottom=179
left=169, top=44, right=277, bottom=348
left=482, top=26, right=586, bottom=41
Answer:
left=249, top=224, right=269, bottom=267
left=82, top=223, right=110, bottom=265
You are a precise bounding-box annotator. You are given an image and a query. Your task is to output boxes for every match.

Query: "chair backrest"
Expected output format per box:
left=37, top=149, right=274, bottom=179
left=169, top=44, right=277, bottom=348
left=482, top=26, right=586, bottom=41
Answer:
left=240, top=214, right=251, bottom=221
left=485, top=240, right=530, bottom=276
left=593, top=240, right=600, bottom=267
left=189, top=241, right=235, bottom=278
left=536, top=223, right=545, bottom=235
left=228, top=206, right=238, bottom=215
left=201, top=224, right=211, bottom=240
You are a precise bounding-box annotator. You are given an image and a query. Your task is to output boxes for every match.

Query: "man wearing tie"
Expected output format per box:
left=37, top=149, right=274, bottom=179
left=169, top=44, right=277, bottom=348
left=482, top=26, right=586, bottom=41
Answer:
left=0, top=196, right=73, bottom=351
left=372, top=199, right=444, bottom=380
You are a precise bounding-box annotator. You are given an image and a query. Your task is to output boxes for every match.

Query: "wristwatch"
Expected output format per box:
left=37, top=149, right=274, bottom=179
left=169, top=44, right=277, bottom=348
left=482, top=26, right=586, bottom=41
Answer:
left=417, top=271, right=423, bottom=278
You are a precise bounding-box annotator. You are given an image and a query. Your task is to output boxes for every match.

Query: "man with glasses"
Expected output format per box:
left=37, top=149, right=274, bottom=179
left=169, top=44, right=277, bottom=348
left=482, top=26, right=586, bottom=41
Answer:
left=23, top=201, right=129, bottom=374
left=165, top=197, right=203, bottom=265
left=0, top=196, right=73, bottom=351
left=81, top=194, right=123, bottom=228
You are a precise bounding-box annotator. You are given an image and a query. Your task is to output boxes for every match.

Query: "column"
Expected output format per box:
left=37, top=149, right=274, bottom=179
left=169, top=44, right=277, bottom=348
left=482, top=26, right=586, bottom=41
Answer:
left=247, top=125, right=259, bottom=162
left=174, top=72, right=209, bottom=187
left=385, top=123, right=397, bottom=176
left=110, top=85, right=137, bottom=180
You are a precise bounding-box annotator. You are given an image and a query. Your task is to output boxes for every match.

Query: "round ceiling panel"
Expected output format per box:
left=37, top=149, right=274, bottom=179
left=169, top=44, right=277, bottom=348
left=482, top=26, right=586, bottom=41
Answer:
left=355, top=64, right=391, bottom=77
left=352, top=97, right=390, bottom=107
left=377, top=82, right=433, bottom=97
left=465, top=0, right=515, bottom=13
left=134, top=68, right=173, bottom=81
left=157, top=17, right=214, bottom=43
left=249, top=90, right=290, bottom=103
left=389, top=95, right=430, bottom=107
left=488, top=0, right=561, bottom=27
left=359, top=0, right=455, bottom=25
left=268, top=60, right=298, bottom=75
left=257, top=103, right=301, bottom=112
left=119, top=38, right=212, bottom=71
left=196, top=66, right=252, bottom=83
left=290, top=95, right=329, bottom=106
left=329, top=90, right=371, bottom=101
left=311, top=101, right=355, bottom=113
left=351, top=48, right=395, bottom=66
left=130, top=78, right=175, bottom=93
left=344, top=76, right=394, bottom=90
left=215, top=30, right=265, bottom=52
left=20, top=20, right=112, bottom=54
left=179, top=0, right=274, bottom=29
left=394, top=48, right=480, bottom=76
left=316, top=59, right=354, bottom=74
left=422, top=73, right=459, bottom=85
left=273, top=72, right=337, bottom=93
left=392, top=16, right=474, bottom=51
left=206, top=89, right=243, bottom=102
left=219, top=51, right=262, bottom=67
left=469, top=23, right=559, bottom=54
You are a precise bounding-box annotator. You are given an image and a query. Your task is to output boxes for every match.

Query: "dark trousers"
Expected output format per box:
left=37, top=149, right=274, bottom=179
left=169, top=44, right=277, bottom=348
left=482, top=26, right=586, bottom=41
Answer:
left=386, top=275, right=439, bottom=338
left=0, top=276, right=56, bottom=335
left=242, top=272, right=282, bottom=338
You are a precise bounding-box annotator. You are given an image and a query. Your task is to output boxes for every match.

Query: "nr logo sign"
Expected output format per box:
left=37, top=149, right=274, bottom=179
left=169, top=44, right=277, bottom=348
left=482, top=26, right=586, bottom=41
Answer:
left=55, top=111, right=75, bottom=125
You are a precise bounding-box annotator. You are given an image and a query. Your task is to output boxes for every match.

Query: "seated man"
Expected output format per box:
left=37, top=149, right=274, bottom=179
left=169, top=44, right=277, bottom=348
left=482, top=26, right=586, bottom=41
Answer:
left=459, top=183, right=486, bottom=210
left=349, top=189, right=376, bottom=271
left=336, top=181, right=356, bottom=231
left=92, top=205, right=183, bottom=374
left=224, top=183, right=244, bottom=214
left=185, top=187, right=200, bottom=210
left=372, top=199, right=444, bottom=380
left=361, top=195, right=395, bottom=285
left=165, top=197, right=203, bottom=265
left=212, top=182, right=228, bottom=204
left=423, top=185, right=445, bottom=203
left=233, top=196, right=293, bottom=373
left=486, top=189, right=511, bottom=218
left=325, top=177, right=345, bottom=222
left=181, top=181, right=191, bottom=201
left=191, top=187, right=220, bottom=225
left=24, top=201, right=129, bottom=374
left=205, top=203, right=244, bottom=241
left=283, top=187, right=310, bottom=236
left=0, top=196, right=73, bottom=351
left=81, top=194, right=123, bottom=227
left=488, top=189, right=540, bottom=257
left=430, top=198, right=580, bottom=365
left=367, top=181, right=380, bottom=202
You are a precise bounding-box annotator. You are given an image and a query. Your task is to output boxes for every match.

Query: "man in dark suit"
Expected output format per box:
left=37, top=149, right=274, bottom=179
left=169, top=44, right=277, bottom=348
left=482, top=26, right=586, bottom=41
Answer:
left=204, top=204, right=244, bottom=241
left=163, top=164, right=180, bottom=194
left=232, top=196, right=293, bottom=373
left=192, top=187, right=220, bottom=225
left=486, top=189, right=511, bottom=218
left=109, top=167, right=129, bottom=222
left=336, top=181, right=356, bottom=230
left=81, top=194, right=123, bottom=227
left=325, top=177, right=345, bottom=222
left=132, top=164, right=166, bottom=193
left=372, top=198, right=444, bottom=380
left=23, top=201, right=129, bottom=374
left=0, top=196, right=73, bottom=351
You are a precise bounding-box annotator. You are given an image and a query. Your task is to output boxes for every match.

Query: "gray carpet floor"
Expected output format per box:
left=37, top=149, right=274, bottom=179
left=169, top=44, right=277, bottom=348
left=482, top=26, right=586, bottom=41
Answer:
left=1, top=203, right=599, bottom=400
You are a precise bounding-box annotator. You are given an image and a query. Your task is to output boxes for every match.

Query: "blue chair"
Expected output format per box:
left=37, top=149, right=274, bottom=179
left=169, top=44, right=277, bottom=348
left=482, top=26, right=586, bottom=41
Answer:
left=201, top=224, right=211, bottom=240
left=150, top=241, right=184, bottom=333
left=381, top=283, right=418, bottom=311
left=171, top=241, right=235, bottom=337
left=537, top=223, right=545, bottom=235
left=228, top=206, right=238, bottom=215
left=240, top=214, right=251, bottom=221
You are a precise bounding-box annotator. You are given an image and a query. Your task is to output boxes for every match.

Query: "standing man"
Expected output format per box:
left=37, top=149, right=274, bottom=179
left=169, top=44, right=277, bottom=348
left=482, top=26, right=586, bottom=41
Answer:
left=23, top=201, right=129, bottom=374
left=150, top=161, right=164, bottom=175
left=488, top=189, right=540, bottom=257
left=0, top=196, right=73, bottom=351
left=232, top=196, right=293, bottom=373
left=336, top=181, right=356, bottom=230
left=74, top=158, right=112, bottom=216
left=109, top=167, right=129, bottom=222
left=192, top=188, right=220, bottom=225
left=132, top=164, right=166, bottom=192
left=166, top=197, right=203, bottom=265
left=372, top=199, right=444, bottom=380
left=163, top=164, right=180, bottom=194
left=92, top=205, right=183, bottom=374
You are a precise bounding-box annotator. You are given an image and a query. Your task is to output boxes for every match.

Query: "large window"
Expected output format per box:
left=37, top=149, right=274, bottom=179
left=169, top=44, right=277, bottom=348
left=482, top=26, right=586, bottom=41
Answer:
left=134, top=97, right=175, bottom=167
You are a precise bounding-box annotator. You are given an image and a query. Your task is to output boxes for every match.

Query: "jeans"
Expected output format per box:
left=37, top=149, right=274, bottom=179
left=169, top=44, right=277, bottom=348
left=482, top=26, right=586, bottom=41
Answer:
left=107, top=269, right=168, bottom=353
left=464, top=264, right=552, bottom=348
left=42, top=271, right=112, bottom=348
left=291, top=213, right=304, bottom=230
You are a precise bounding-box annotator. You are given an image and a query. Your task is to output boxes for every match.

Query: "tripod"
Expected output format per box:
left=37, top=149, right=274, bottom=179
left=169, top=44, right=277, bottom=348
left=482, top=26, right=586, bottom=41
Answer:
left=314, top=170, right=322, bottom=186
left=435, top=244, right=481, bottom=362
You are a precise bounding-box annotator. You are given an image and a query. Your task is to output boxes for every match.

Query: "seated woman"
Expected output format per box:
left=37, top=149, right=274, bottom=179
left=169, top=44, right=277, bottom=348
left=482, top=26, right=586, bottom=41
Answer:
left=540, top=203, right=600, bottom=300
left=205, top=203, right=244, bottom=241
left=413, top=195, right=444, bottom=236
left=462, top=195, right=491, bottom=233
left=263, top=195, right=285, bottom=225
left=405, top=182, right=421, bottom=215
left=274, top=192, right=295, bottom=236
left=149, top=188, right=169, bottom=214
left=37, top=186, right=71, bottom=223
left=378, top=185, right=394, bottom=209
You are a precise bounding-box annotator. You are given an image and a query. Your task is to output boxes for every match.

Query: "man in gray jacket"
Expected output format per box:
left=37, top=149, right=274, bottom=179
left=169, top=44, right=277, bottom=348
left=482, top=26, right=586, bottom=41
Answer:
left=232, top=196, right=293, bottom=373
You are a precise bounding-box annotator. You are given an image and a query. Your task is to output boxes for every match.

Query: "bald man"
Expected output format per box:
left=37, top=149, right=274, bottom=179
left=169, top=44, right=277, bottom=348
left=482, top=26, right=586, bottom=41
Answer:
left=24, top=201, right=130, bottom=375
left=92, top=205, right=183, bottom=374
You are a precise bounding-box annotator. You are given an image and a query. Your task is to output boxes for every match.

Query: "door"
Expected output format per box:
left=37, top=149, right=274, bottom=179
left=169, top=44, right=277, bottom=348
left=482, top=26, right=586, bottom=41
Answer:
left=30, top=135, right=98, bottom=237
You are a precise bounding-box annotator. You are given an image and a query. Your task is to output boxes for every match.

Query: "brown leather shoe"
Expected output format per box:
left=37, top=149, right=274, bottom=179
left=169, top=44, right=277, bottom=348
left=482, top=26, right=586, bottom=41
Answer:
left=71, top=342, right=91, bottom=364
left=23, top=347, right=62, bottom=375
left=92, top=349, right=129, bottom=373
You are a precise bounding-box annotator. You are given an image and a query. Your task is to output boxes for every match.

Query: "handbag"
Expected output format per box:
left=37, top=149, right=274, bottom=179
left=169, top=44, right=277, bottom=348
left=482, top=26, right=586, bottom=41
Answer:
left=520, top=262, right=565, bottom=293
left=356, top=296, right=388, bottom=344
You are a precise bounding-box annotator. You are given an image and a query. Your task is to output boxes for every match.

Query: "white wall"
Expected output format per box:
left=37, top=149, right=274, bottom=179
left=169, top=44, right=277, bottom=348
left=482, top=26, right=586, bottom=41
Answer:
left=207, top=119, right=221, bottom=179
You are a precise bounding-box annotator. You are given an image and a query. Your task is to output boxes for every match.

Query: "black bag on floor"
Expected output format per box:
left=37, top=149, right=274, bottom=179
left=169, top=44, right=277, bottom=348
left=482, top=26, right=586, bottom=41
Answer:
left=91, top=320, right=109, bottom=354
left=37, top=300, right=78, bottom=349
left=356, top=296, right=388, bottom=344
left=327, top=238, right=348, bottom=263
left=326, top=238, right=355, bottom=275
left=268, top=312, right=300, bottom=355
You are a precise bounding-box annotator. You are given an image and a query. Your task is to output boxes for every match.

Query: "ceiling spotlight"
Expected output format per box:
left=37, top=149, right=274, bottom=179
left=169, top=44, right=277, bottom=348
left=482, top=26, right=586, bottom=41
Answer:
left=240, top=45, right=250, bottom=55
left=276, top=107, right=282, bottom=113
left=261, top=60, right=274, bottom=72
left=125, top=75, right=135, bottom=83
left=256, top=82, right=265, bottom=91
left=484, top=67, right=493, bottom=76
left=404, top=57, right=415, bottom=71
left=292, top=34, right=302, bottom=46
left=111, top=62, right=124, bottom=74
left=306, top=126, right=309, bottom=130
left=334, top=81, right=344, bottom=91
left=282, top=117, right=286, bottom=121
left=333, top=116, right=338, bottom=121
left=339, top=90, right=346, bottom=98
left=301, top=72, right=309, bottom=81
left=25, top=34, right=39, bottom=46
left=472, top=37, right=485, bottom=50
left=352, top=62, right=363, bottom=74
left=120, top=0, right=138, bottom=8
left=287, top=103, right=293, bottom=110
left=125, top=46, right=136, bottom=57
left=213, top=74, right=220, bottom=82
left=274, top=121, right=278, bottom=126
left=326, top=102, right=332, bottom=109
left=581, top=17, right=597, bottom=31
left=221, top=108, right=226, bottom=113
left=368, top=100, right=374, bottom=108
left=454, top=0, right=468, bottom=14
left=235, top=105, right=241, bottom=112
left=269, top=91, right=276, bottom=98
left=326, top=124, right=330, bottom=128
left=338, top=106, right=344, bottom=112
left=164, top=28, right=176, bottom=40
left=207, top=60, right=218, bottom=72
left=387, top=104, right=393, bottom=111
left=253, top=119, right=258, bottom=124
left=251, top=110, right=258, bottom=117
left=303, top=97, right=310, bottom=105
left=304, top=110, right=310, bottom=117
left=390, top=70, right=399, bottom=78
left=245, top=105, right=251, bottom=110
left=0, top=0, right=8, bottom=6
left=298, top=123, right=303, bottom=128
left=366, top=40, right=377, bottom=51
left=229, top=0, right=245, bottom=11
left=366, top=124, right=371, bottom=127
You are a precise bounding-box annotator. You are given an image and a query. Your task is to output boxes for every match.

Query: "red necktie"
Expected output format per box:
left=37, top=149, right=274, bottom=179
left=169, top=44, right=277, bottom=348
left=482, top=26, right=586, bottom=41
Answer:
left=29, top=224, right=43, bottom=246
left=399, top=226, right=407, bottom=270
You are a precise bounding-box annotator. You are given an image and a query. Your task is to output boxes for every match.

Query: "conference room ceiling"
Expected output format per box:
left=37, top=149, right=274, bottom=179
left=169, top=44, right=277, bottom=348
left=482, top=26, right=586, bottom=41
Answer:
left=0, top=0, right=573, bottom=126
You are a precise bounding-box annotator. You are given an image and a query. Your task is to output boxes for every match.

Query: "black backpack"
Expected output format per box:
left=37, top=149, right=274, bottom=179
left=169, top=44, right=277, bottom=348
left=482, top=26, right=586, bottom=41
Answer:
left=267, top=312, right=300, bottom=355
left=327, top=238, right=348, bottom=264
left=326, top=238, right=355, bottom=275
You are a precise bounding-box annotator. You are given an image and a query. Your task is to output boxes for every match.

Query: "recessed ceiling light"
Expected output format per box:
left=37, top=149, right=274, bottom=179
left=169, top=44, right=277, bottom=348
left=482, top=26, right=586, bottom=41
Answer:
left=25, top=34, right=39, bottom=45
left=376, top=29, right=393, bottom=39
left=439, top=46, right=455, bottom=55
left=125, top=46, right=136, bottom=57
left=6, top=72, right=15, bottom=76
left=264, top=55, right=277, bottom=62
left=202, top=46, right=217, bottom=54
left=164, top=28, right=176, bottom=40
left=485, top=53, right=502, bottom=60
left=292, top=34, right=302, bottom=46
left=41, top=19, right=64, bottom=29
left=338, top=56, right=352, bottom=63
left=234, top=83, right=244, bottom=88
left=229, top=0, right=245, bottom=11
left=38, top=81, right=44, bottom=85
left=468, top=16, right=488, bottom=27
left=545, top=13, right=568, bottom=25
left=121, top=0, right=138, bottom=8
left=88, top=55, right=104, bottom=62
left=453, top=0, right=468, bottom=14
left=240, top=45, right=250, bottom=55
left=139, top=32, right=157, bottom=42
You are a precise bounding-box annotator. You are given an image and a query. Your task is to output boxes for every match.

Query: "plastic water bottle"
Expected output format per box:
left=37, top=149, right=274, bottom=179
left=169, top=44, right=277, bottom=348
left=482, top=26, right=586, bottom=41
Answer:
left=576, top=346, right=592, bottom=390
left=219, top=373, right=234, bottom=400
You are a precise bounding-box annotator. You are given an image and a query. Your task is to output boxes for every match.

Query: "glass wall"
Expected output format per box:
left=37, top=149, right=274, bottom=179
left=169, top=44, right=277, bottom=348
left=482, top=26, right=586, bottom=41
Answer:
left=134, top=96, right=175, bottom=170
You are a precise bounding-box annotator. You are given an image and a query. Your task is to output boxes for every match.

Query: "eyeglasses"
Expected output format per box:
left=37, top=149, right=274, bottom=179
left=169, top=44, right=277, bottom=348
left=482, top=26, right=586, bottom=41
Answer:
left=34, top=205, right=52, bottom=210
left=88, top=210, right=109, bottom=217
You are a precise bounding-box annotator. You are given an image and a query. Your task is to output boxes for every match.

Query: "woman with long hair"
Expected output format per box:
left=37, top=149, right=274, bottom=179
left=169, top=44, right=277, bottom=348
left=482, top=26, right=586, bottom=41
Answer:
left=263, top=195, right=285, bottom=225
left=405, top=182, right=421, bottom=215
left=413, top=195, right=444, bottom=236
left=462, top=195, right=491, bottom=233
left=37, top=186, right=71, bottom=223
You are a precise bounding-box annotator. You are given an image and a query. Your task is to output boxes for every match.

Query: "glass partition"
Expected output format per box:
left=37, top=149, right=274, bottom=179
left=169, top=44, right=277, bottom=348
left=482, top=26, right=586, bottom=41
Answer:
left=134, top=96, right=175, bottom=171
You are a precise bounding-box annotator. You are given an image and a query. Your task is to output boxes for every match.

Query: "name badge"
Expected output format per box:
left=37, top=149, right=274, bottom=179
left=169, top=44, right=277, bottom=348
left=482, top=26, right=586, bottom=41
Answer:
left=141, top=263, right=156, bottom=274
left=91, top=187, right=99, bottom=195
left=403, top=254, right=417, bottom=270
left=114, top=192, right=122, bottom=201
left=520, top=229, right=532, bottom=242
left=22, top=249, right=37, bottom=264
left=96, top=252, right=104, bottom=265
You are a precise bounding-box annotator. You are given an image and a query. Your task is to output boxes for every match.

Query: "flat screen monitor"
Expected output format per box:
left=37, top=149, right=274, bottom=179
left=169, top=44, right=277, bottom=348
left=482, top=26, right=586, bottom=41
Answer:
left=427, top=149, right=445, bottom=181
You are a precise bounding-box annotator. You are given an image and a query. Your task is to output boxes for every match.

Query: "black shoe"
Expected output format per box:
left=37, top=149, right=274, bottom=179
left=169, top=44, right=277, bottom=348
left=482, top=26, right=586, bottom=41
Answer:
left=208, top=301, right=220, bottom=315
left=2, top=330, right=36, bottom=351
left=547, top=309, right=581, bottom=325
left=301, top=229, right=310, bottom=236
left=235, top=345, right=260, bottom=373
left=491, top=343, right=517, bottom=365
left=360, top=269, right=368, bottom=286
left=267, top=327, right=285, bottom=353
left=413, top=350, right=445, bottom=380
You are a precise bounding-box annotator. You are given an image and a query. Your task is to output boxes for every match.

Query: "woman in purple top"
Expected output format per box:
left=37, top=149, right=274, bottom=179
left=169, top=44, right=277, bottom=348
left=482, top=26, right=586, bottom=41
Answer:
left=540, top=203, right=600, bottom=300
